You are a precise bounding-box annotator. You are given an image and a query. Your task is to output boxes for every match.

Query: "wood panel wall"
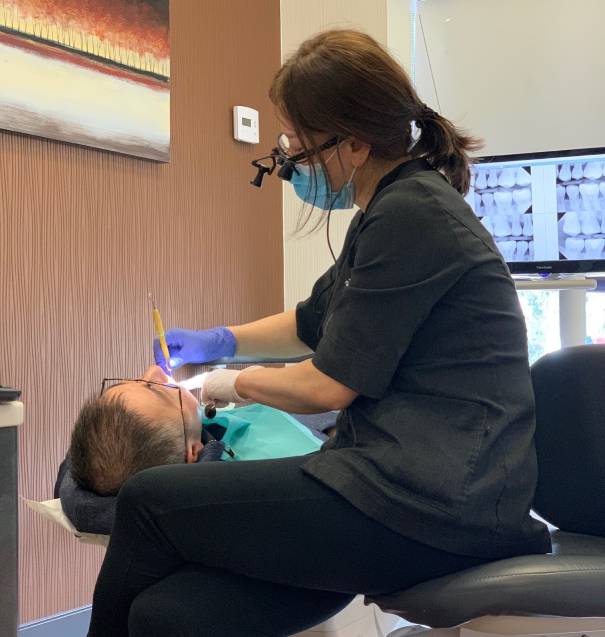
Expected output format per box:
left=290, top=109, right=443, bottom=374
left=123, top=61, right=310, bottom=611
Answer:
left=0, top=0, right=282, bottom=623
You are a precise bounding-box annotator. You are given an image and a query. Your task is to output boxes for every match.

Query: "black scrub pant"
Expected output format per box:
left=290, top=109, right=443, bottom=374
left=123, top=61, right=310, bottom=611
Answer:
left=87, top=454, right=489, bottom=637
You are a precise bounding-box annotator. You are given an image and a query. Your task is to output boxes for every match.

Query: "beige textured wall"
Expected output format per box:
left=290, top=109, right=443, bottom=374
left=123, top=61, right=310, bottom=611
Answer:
left=0, top=0, right=282, bottom=623
left=280, top=0, right=390, bottom=310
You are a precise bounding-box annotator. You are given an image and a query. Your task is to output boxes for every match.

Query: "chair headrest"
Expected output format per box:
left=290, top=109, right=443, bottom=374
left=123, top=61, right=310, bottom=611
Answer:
left=531, top=345, right=605, bottom=536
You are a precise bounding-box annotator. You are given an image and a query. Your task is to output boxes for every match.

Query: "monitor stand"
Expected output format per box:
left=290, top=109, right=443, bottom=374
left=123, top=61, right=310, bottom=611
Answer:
left=513, top=273, right=598, bottom=291
left=513, top=274, right=599, bottom=347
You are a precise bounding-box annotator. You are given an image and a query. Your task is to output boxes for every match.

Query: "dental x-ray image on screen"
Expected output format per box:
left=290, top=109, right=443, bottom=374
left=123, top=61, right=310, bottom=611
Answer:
left=465, top=147, right=605, bottom=274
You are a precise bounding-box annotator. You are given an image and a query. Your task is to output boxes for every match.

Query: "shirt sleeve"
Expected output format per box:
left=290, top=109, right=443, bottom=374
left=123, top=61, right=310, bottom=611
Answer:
left=296, top=211, right=364, bottom=351
left=312, top=186, right=469, bottom=399
left=296, top=264, right=338, bottom=352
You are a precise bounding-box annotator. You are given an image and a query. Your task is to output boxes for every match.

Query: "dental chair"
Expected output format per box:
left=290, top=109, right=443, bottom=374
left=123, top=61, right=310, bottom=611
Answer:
left=366, top=344, right=605, bottom=637
left=30, top=346, right=605, bottom=637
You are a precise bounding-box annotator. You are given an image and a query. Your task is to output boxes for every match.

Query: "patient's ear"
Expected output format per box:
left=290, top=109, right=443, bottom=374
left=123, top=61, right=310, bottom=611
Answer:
left=186, top=440, right=203, bottom=464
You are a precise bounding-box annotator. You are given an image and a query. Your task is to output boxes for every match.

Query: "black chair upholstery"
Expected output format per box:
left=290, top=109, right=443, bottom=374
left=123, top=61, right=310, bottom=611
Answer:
left=368, top=345, right=605, bottom=628
left=532, top=345, right=605, bottom=536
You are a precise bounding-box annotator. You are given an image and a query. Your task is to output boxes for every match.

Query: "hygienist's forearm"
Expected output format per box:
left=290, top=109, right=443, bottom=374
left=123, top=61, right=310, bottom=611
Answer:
left=235, top=360, right=357, bottom=413
left=228, top=310, right=312, bottom=359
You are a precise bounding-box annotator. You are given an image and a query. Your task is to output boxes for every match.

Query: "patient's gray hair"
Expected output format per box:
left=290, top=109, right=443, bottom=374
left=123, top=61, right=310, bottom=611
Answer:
left=69, top=395, right=185, bottom=495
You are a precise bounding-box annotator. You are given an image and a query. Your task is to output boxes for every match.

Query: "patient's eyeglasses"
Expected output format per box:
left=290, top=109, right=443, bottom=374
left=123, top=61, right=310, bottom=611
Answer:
left=99, top=379, right=236, bottom=459
left=100, top=378, right=186, bottom=446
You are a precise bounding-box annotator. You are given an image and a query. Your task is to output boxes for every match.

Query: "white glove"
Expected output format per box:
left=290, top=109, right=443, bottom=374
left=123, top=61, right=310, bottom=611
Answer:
left=201, top=366, right=263, bottom=407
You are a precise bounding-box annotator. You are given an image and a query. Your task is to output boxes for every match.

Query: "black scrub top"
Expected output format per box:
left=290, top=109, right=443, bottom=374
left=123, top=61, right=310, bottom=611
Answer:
left=298, top=159, right=551, bottom=559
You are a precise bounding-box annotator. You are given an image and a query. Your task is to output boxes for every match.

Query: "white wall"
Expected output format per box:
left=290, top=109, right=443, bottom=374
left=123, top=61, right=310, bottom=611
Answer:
left=414, top=0, right=605, bottom=156
left=280, top=0, right=395, bottom=309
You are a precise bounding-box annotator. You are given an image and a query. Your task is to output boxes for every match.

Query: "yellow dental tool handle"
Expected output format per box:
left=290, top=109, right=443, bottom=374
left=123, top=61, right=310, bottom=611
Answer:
left=151, top=301, right=171, bottom=373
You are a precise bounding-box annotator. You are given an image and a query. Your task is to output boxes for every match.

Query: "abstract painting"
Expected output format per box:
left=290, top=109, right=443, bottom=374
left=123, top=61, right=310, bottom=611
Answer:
left=0, top=0, right=170, bottom=161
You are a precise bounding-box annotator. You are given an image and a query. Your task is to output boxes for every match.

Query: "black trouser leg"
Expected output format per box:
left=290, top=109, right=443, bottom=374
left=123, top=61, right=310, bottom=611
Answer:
left=88, top=454, right=489, bottom=636
left=127, top=565, right=353, bottom=637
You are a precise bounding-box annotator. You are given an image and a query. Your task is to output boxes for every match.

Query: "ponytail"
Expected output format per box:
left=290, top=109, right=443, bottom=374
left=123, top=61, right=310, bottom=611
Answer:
left=269, top=30, right=483, bottom=197
left=413, top=107, right=483, bottom=196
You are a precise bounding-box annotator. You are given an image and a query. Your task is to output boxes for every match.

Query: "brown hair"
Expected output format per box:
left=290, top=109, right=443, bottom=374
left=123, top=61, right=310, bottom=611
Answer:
left=69, top=395, right=184, bottom=495
left=270, top=29, right=482, bottom=197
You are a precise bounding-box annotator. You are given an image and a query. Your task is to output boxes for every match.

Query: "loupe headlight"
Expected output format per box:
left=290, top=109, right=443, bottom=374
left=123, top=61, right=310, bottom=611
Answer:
left=250, top=149, right=279, bottom=188
left=250, top=162, right=274, bottom=187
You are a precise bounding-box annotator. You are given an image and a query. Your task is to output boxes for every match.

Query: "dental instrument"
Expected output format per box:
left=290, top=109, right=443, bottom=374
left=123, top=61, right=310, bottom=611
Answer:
left=149, top=293, right=171, bottom=374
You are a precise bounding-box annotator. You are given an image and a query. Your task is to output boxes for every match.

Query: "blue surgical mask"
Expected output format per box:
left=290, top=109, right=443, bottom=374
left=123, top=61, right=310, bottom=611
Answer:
left=290, top=152, right=357, bottom=210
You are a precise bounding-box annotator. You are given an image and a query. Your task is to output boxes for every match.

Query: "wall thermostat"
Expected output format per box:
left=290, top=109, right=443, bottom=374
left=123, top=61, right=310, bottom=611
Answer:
left=233, top=106, right=259, bottom=144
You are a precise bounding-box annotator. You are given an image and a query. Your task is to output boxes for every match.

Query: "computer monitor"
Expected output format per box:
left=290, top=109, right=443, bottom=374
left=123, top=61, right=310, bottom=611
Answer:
left=465, top=147, right=605, bottom=274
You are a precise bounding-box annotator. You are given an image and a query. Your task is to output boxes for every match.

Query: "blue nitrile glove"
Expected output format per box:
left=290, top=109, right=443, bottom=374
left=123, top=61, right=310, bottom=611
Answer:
left=153, top=327, right=237, bottom=370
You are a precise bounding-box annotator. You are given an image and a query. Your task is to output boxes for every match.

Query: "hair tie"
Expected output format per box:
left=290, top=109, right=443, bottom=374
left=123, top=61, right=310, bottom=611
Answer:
left=418, top=104, right=438, bottom=120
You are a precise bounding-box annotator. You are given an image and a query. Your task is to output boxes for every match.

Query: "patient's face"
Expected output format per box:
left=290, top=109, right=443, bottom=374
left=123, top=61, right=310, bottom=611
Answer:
left=104, top=365, right=202, bottom=459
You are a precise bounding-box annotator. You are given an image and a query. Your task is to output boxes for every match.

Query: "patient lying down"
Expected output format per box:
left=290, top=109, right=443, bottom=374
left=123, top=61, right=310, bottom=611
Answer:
left=69, top=365, right=204, bottom=496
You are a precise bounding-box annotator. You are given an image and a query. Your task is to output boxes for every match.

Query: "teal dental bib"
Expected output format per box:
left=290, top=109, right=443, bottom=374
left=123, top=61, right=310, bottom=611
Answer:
left=201, top=404, right=322, bottom=461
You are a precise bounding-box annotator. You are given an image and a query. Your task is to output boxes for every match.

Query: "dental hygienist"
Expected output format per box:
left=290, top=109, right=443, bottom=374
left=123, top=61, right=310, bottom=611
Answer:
left=88, top=30, right=551, bottom=637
